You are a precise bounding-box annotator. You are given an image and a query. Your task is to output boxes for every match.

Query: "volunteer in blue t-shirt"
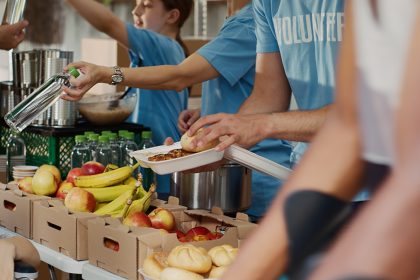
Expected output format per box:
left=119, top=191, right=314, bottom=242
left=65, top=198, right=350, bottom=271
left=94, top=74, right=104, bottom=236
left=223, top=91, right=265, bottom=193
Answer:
left=63, top=0, right=193, bottom=194
left=62, top=3, right=292, bottom=219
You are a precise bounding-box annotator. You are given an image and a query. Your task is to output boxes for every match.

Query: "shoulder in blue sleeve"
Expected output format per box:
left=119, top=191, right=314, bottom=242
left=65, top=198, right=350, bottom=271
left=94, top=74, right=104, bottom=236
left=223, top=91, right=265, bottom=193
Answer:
left=254, top=0, right=281, bottom=53
left=198, top=5, right=256, bottom=86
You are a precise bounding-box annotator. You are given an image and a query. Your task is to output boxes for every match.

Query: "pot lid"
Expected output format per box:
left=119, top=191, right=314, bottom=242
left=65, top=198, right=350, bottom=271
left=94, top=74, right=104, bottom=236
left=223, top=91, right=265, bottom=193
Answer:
left=224, top=145, right=291, bottom=180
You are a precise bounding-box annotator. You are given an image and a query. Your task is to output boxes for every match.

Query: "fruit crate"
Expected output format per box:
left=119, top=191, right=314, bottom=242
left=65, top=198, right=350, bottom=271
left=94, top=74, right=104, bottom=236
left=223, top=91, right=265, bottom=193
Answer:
left=0, top=120, right=148, bottom=178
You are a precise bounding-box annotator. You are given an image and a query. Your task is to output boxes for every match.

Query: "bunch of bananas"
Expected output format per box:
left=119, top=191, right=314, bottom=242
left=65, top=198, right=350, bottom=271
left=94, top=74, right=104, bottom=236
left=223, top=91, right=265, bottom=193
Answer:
left=75, top=163, right=140, bottom=188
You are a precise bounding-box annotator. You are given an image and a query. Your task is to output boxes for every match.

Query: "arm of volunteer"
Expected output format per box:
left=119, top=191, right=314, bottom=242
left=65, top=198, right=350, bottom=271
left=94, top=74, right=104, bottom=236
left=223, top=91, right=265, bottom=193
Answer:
left=311, top=5, right=420, bottom=279
left=65, top=0, right=128, bottom=48
left=3, top=237, right=40, bottom=269
left=222, top=4, right=364, bottom=278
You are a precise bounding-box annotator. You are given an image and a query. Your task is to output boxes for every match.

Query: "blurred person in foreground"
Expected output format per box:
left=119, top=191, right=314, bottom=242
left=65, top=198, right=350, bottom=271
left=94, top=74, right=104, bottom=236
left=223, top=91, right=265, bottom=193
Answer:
left=0, top=236, right=40, bottom=279
left=220, top=0, right=420, bottom=279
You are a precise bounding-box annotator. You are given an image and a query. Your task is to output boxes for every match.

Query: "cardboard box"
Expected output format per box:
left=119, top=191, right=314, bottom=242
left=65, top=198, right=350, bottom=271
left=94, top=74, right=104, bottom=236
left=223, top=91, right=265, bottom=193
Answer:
left=0, top=183, right=50, bottom=238
left=88, top=196, right=187, bottom=280
left=32, top=199, right=98, bottom=260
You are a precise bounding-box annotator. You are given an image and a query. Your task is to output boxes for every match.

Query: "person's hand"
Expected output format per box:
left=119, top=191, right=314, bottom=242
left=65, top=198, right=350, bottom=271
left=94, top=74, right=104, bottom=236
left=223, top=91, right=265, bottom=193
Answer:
left=187, top=113, right=268, bottom=151
left=0, top=239, right=17, bottom=280
left=178, top=109, right=201, bottom=133
left=0, top=20, right=29, bottom=50
left=163, top=137, right=174, bottom=146
left=61, top=61, right=111, bottom=101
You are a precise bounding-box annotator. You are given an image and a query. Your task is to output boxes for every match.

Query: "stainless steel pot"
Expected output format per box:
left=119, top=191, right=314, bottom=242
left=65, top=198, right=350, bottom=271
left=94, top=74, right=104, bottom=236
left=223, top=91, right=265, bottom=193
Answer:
left=170, top=163, right=252, bottom=214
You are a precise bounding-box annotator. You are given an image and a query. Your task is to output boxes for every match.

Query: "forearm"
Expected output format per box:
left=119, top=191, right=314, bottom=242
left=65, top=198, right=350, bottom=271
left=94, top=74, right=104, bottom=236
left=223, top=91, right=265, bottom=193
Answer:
left=7, top=237, right=40, bottom=268
left=96, top=54, right=219, bottom=92
left=66, top=0, right=121, bottom=35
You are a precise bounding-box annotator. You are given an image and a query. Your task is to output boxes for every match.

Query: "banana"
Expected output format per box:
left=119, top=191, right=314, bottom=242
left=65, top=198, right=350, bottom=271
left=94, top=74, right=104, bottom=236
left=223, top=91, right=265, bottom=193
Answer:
left=123, top=176, right=137, bottom=187
left=104, top=163, right=119, bottom=172
left=95, top=202, right=108, bottom=211
left=85, top=184, right=135, bottom=203
left=126, top=184, right=156, bottom=217
left=94, top=189, right=133, bottom=216
left=75, top=163, right=140, bottom=188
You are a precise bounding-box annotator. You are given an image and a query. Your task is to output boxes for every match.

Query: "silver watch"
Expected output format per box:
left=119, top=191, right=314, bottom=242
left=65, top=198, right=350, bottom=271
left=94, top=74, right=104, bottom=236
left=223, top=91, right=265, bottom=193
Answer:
left=111, top=66, right=124, bottom=85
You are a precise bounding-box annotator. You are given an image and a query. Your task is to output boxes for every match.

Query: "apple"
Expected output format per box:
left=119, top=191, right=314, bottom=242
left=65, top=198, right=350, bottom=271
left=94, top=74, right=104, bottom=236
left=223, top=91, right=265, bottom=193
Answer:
left=56, top=181, right=74, bottom=200
left=66, top=168, right=84, bottom=184
left=175, top=229, right=185, bottom=239
left=64, top=187, right=96, bottom=212
left=206, top=232, right=223, bottom=240
left=104, top=239, right=119, bottom=252
left=148, top=208, right=176, bottom=231
left=123, top=211, right=152, bottom=228
left=38, top=164, right=61, bottom=184
left=185, top=226, right=210, bottom=238
left=32, top=170, right=58, bottom=196
left=178, top=235, right=192, bottom=243
left=18, top=177, right=33, bottom=194
left=191, top=235, right=209, bottom=242
left=81, top=161, right=105, bottom=175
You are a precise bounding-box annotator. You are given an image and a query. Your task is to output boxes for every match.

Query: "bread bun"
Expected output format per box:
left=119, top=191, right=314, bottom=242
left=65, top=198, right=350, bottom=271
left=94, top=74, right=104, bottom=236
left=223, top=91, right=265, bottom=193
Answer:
left=168, top=244, right=212, bottom=274
left=209, top=265, right=228, bottom=278
left=208, top=245, right=238, bottom=267
left=142, top=252, right=168, bottom=279
left=180, top=128, right=218, bottom=152
left=160, top=267, right=204, bottom=280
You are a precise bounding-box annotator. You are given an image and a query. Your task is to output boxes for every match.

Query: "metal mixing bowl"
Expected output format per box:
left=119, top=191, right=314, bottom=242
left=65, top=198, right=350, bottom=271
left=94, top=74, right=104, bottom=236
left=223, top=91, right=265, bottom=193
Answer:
left=77, top=91, right=137, bottom=125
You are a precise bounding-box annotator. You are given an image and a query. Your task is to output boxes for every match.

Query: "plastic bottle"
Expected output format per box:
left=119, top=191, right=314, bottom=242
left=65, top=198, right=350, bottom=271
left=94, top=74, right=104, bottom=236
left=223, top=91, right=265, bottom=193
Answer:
left=96, top=136, right=112, bottom=167
left=139, top=131, right=156, bottom=190
left=71, top=135, right=91, bottom=168
left=88, top=133, right=99, bottom=161
left=6, top=132, right=26, bottom=182
left=4, top=67, right=80, bottom=132
left=122, top=132, right=138, bottom=166
left=107, top=133, right=121, bottom=166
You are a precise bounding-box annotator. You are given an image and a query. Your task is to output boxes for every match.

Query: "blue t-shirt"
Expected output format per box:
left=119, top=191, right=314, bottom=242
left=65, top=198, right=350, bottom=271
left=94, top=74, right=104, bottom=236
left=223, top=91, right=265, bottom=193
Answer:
left=198, top=5, right=292, bottom=218
left=125, top=25, right=189, bottom=194
left=254, top=0, right=344, bottom=165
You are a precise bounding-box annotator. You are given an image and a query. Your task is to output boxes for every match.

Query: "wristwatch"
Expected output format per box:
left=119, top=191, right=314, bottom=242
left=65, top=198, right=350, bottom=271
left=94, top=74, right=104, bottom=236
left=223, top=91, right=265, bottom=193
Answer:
left=111, top=66, right=124, bottom=85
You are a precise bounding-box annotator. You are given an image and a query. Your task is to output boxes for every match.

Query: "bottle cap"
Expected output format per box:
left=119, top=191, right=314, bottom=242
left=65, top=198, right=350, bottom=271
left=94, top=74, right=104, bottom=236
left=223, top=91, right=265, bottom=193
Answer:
left=118, top=130, right=129, bottom=137
left=141, top=131, right=152, bottom=139
left=89, top=134, right=99, bottom=141
left=84, top=131, right=94, bottom=137
left=108, top=133, right=117, bottom=141
left=126, top=132, right=135, bottom=140
left=101, top=130, right=112, bottom=135
left=68, top=67, right=80, bottom=78
left=98, top=135, right=109, bottom=143
left=75, top=135, right=86, bottom=143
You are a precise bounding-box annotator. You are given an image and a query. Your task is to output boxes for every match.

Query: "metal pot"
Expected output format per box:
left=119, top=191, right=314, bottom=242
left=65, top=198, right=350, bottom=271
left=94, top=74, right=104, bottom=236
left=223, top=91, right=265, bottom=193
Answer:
left=170, top=163, right=252, bottom=214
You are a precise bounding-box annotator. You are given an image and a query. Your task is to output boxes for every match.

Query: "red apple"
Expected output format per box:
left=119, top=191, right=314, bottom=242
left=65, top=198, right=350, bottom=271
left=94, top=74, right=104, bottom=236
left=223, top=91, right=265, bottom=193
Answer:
left=38, top=164, right=61, bottom=184
left=123, top=211, right=152, bottom=228
left=81, top=161, right=105, bottom=175
left=18, top=177, right=33, bottom=194
left=56, top=180, right=74, bottom=200
left=206, top=232, right=224, bottom=240
left=192, top=234, right=209, bottom=242
left=175, top=229, right=185, bottom=239
left=178, top=235, right=192, bottom=243
left=104, top=239, right=119, bottom=252
left=185, top=226, right=210, bottom=238
left=64, top=187, right=96, bottom=212
left=148, top=208, right=176, bottom=231
left=66, top=168, right=84, bottom=184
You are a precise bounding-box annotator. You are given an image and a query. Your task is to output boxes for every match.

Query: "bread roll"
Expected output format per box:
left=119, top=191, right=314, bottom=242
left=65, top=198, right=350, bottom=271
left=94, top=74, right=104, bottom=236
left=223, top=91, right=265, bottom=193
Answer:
left=180, top=128, right=219, bottom=152
left=142, top=252, right=168, bottom=279
left=209, top=265, right=228, bottom=278
left=168, top=244, right=212, bottom=274
left=208, top=245, right=238, bottom=267
left=160, top=267, right=204, bottom=280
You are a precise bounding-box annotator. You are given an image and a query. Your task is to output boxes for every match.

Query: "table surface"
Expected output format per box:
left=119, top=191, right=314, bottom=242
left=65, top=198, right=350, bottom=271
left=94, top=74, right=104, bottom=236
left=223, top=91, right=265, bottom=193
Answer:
left=0, top=226, right=124, bottom=279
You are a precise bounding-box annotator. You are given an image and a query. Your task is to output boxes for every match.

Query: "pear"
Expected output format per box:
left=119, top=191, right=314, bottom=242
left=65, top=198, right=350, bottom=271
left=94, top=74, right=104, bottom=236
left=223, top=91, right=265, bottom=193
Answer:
left=32, top=169, right=58, bottom=196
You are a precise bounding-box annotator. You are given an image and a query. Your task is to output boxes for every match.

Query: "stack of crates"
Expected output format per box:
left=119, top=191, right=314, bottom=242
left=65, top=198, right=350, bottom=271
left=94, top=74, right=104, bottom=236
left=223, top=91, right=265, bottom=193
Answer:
left=0, top=121, right=147, bottom=179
